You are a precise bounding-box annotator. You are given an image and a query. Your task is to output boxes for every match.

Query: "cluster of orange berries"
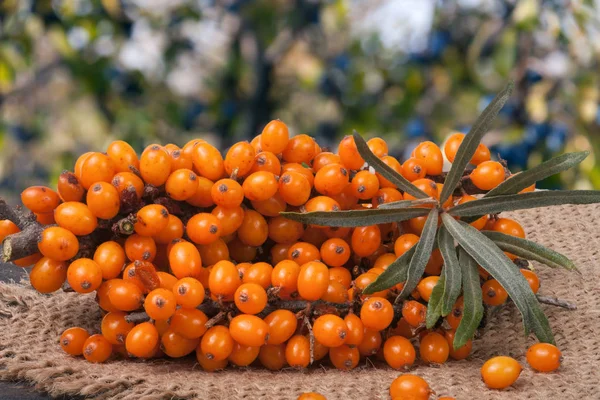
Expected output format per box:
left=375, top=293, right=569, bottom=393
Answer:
left=1, top=120, right=557, bottom=387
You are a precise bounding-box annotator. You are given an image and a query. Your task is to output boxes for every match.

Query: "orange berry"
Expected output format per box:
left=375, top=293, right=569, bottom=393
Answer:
left=337, top=136, right=365, bottom=171
left=279, top=170, right=312, bottom=206
left=79, top=152, right=116, bottom=189
left=198, top=238, right=229, bottom=267
left=367, top=137, right=388, bottom=158
left=101, top=312, right=135, bottom=345
left=237, top=209, right=269, bottom=247
left=165, top=169, right=198, bottom=201
left=329, top=266, right=352, bottom=288
left=320, top=238, right=351, bottom=267
left=446, top=297, right=464, bottom=330
left=312, top=152, right=341, bottom=172
left=470, top=161, right=506, bottom=190
left=313, top=314, right=348, bottom=348
left=229, top=314, right=270, bottom=347
left=383, top=336, right=416, bottom=369
left=196, top=348, right=228, bottom=371
left=211, top=205, right=244, bottom=236
left=169, top=241, right=203, bottom=279
left=144, top=288, right=177, bottom=320
left=520, top=269, right=540, bottom=294
left=67, top=258, right=103, bottom=293
left=153, top=215, right=184, bottom=245
left=54, top=202, right=98, bottom=236
left=420, top=332, right=449, bottom=364
left=243, top=171, right=279, bottom=201
left=234, top=283, right=268, bottom=314
left=492, top=218, right=526, bottom=238
left=376, top=156, right=403, bottom=188
left=343, top=313, right=364, bottom=346
left=394, top=234, right=419, bottom=257
left=526, top=343, right=561, bottom=372
left=271, top=260, right=301, bottom=297
left=403, top=178, right=438, bottom=202
left=86, top=182, right=120, bottom=219
left=351, top=225, right=381, bottom=257
left=417, top=276, right=439, bottom=302
left=125, top=234, right=157, bottom=262
left=372, top=187, right=403, bottom=208
left=297, top=261, right=329, bottom=301
left=389, top=374, right=433, bottom=400
left=186, top=213, right=221, bottom=245
left=261, top=120, right=290, bottom=154
left=350, top=170, right=379, bottom=200
left=209, top=260, right=242, bottom=297
left=192, top=142, right=225, bottom=181
left=282, top=134, right=317, bottom=164
left=413, top=141, right=443, bottom=175
left=200, top=325, right=234, bottom=361
left=288, top=242, right=321, bottom=265
left=444, top=330, right=472, bottom=360
left=173, top=277, right=205, bottom=309
left=30, top=257, right=68, bottom=293
left=224, top=141, right=256, bottom=177
left=264, top=309, right=298, bottom=345
left=285, top=335, right=310, bottom=368
left=228, top=342, right=260, bottom=367
left=107, top=279, right=143, bottom=311
left=170, top=308, right=209, bottom=339
left=161, top=329, right=200, bottom=358
left=57, top=171, right=85, bottom=202
left=481, top=356, right=522, bottom=389
left=482, top=279, right=508, bottom=306
left=457, top=195, right=489, bottom=229
left=211, top=178, right=244, bottom=208
left=329, top=344, right=360, bottom=370
left=251, top=151, right=281, bottom=175
left=21, top=186, right=60, bottom=214
left=357, top=328, right=382, bottom=357
left=82, top=334, right=112, bottom=363
left=60, top=327, right=90, bottom=356
left=361, top=297, right=394, bottom=331
left=401, top=158, right=427, bottom=182
left=268, top=216, right=305, bottom=244
left=112, top=171, right=144, bottom=201
left=126, top=322, right=159, bottom=358
left=107, top=140, right=139, bottom=172
left=186, top=176, right=215, bottom=208
left=402, top=300, right=427, bottom=328
left=314, top=163, right=349, bottom=196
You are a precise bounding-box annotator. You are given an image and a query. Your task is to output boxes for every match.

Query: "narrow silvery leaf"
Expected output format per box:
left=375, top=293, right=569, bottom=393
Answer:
left=280, top=207, right=430, bottom=227
left=426, top=275, right=445, bottom=329
left=363, top=247, right=416, bottom=294
left=438, top=226, right=462, bottom=316
left=454, top=248, right=484, bottom=349
left=440, top=82, right=514, bottom=204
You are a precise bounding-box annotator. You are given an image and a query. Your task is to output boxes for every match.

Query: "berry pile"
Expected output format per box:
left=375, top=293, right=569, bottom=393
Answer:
left=0, top=84, right=595, bottom=396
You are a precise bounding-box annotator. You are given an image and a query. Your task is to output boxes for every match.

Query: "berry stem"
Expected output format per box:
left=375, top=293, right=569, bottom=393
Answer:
left=125, top=311, right=151, bottom=324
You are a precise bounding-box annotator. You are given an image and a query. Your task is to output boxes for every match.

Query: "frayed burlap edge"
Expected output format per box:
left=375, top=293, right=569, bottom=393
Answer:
left=1, top=204, right=600, bottom=400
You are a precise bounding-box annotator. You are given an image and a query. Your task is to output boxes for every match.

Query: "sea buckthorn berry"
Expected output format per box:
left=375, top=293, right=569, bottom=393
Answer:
left=182, top=139, right=205, bottom=159
left=271, top=244, right=291, bottom=267
left=30, top=257, right=68, bottom=293
left=21, top=186, right=60, bottom=214
left=389, top=374, right=433, bottom=400
left=492, top=218, right=526, bottom=238
left=343, top=314, right=364, bottom=346
left=228, top=342, right=260, bottom=367
left=373, top=254, right=396, bottom=271
left=285, top=335, right=311, bottom=368
left=320, top=238, right=351, bottom=267
left=185, top=176, right=215, bottom=208
left=164, top=169, right=198, bottom=201
left=169, top=241, right=203, bottom=279
left=470, top=161, right=506, bottom=190
left=197, top=349, right=228, bottom=371
left=358, top=328, right=382, bottom=357
left=526, top=343, right=561, bottom=372
left=383, top=336, right=416, bottom=369
left=60, top=327, right=90, bottom=356
left=167, top=148, right=194, bottom=171
left=224, top=141, right=256, bottom=177
left=329, top=267, right=352, bottom=288
left=482, top=279, right=508, bottom=306
left=351, top=225, right=381, bottom=258
left=367, top=137, right=388, bottom=158
left=79, top=152, right=116, bottom=189
left=192, top=142, right=225, bottom=181
left=313, top=314, right=348, bottom=348
left=243, top=262, right=274, bottom=289
left=354, top=272, right=388, bottom=298
left=101, top=312, right=135, bottom=345
left=401, top=158, right=427, bottom=182
left=228, top=238, right=257, bottom=263
left=413, top=141, right=443, bottom=176
left=57, top=171, right=85, bottom=202
left=209, top=260, right=242, bottom=297
left=297, top=393, right=326, bottom=400
left=282, top=163, right=314, bottom=188
left=301, top=226, right=329, bottom=247
left=322, top=280, right=349, bottom=304
left=350, top=170, right=379, bottom=200
left=54, top=202, right=98, bottom=236
left=229, top=314, right=270, bottom=347
left=92, top=241, right=125, bottom=280
left=251, top=192, right=287, bottom=217
left=243, top=171, right=279, bottom=201
left=402, top=300, right=427, bottom=328
left=420, top=332, right=449, bottom=364
left=279, top=170, right=311, bottom=206
left=444, top=330, right=472, bottom=360
left=446, top=297, right=464, bottom=330
left=170, top=308, right=209, bottom=339
left=259, top=344, right=287, bottom=370
left=394, top=234, right=420, bottom=258
left=134, top=205, right=169, bottom=237
left=237, top=210, right=269, bottom=247
left=271, top=260, right=301, bottom=297
left=200, top=326, right=234, bottom=361
left=329, top=344, right=359, bottom=370
left=403, top=178, right=438, bottom=202
left=173, top=277, right=205, bottom=309
left=337, top=136, right=365, bottom=170
left=67, top=258, right=102, bottom=293
left=187, top=213, right=221, bottom=245
left=268, top=216, right=305, bottom=244
left=211, top=178, right=244, bottom=208
left=198, top=238, right=229, bottom=267
left=107, top=140, right=139, bottom=172
left=288, top=242, right=321, bottom=265
left=520, top=269, right=540, bottom=294
left=297, top=261, right=330, bottom=301
left=261, top=120, right=290, bottom=154
left=282, top=134, right=317, bottom=164
left=251, top=151, right=281, bottom=175
left=126, top=322, right=159, bottom=358
left=161, top=330, right=200, bottom=358
left=157, top=271, right=178, bottom=291
left=154, top=215, right=184, bottom=245
left=74, top=152, right=92, bottom=178
left=481, top=356, right=522, bottom=389
left=144, top=288, right=177, bottom=320
left=456, top=195, right=488, bottom=229
left=417, top=276, right=439, bottom=302
left=376, top=156, right=403, bottom=188
left=305, top=196, right=340, bottom=215
left=312, top=152, right=341, bottom=172
left=125, top=234, right=157, bottom=262
left=112, top=171, right=144, bottom=200
left=35, top=212, right=55, bottom=225
left=264, top=309, right=298, bottom=345
left=108, top=279, right=143, bottom=311
left=96, top=281, right=118, bottom=312
left=235, top=283, right=268, bottom=315
left=314, top=163, right=349, bottom=196
left=361, top=297, right=394, bottom=331
left=211, top=205, right=244, bottom=236
left=443, top=132, right=464, bottom=163
left=139, top=145, right=172, bottom=186
left=82, top=334, right=112, bottom=363
left=86, top=182, right=120, bottom=220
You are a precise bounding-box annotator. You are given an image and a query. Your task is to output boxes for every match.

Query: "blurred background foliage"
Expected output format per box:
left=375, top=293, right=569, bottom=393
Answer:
left=1, top=0, right=599, bottom=204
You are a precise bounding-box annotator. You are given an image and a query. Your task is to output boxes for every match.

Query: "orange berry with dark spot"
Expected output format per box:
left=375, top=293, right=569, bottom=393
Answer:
left=21, top=186, right=60, bottom=214
left=261, top=120, right=290, bottom=154
left=54, top=202, right=98, bottom=236
left=60, top=327, right=90, bottom=356
left=67, top=258, right=103, bottom=293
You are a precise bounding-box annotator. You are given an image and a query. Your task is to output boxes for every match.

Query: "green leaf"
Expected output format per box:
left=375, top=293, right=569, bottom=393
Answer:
left=442, top=214, right=554, bottom=344
left=280, top=208, right=430, bottom=227
left=353, top=131, right=429, bottom=199
left=363, top=247, right=416, bottom=294
left=376, top=198, right=438, bottom=209
left=426, top=275, right=445, bottom=329
left=482, top=231, right=577, bottom=270
left=485, top=151, right=589, bottom=197
left=439, top=82, right=514, bottom=204
left=454, top=247, right=485, bottom=349
left=398, top=208, right=439, bottom=299
left=449, top=190, right=600, bottom=217
left=438, top=226, right=462, bottom=316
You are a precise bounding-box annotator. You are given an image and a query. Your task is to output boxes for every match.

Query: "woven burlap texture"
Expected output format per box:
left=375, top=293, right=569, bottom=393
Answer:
left=1, top=204, right=599, bottom=400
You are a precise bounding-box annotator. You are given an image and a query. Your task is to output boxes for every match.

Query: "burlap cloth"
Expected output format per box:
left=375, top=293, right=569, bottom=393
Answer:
left=1, top=204, right=599, bottom=400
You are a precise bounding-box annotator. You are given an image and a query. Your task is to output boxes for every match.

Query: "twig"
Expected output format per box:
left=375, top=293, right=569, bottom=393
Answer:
left=205, top=311, right=226, bottom=329
left=304, top=314, right=315, bottom=365
left=536, top=295, right=577, bottom=310
left=125, top=311, right=151, bottom=324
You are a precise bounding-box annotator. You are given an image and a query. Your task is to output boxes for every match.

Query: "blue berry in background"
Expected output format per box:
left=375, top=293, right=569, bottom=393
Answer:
left=546, top=124, right=567, bottom=153
left=405, top=118, right=426, bottom=139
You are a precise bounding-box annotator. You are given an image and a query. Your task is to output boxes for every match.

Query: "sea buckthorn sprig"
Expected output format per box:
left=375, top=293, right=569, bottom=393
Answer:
left=0, top=82, right=590, bottom=391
